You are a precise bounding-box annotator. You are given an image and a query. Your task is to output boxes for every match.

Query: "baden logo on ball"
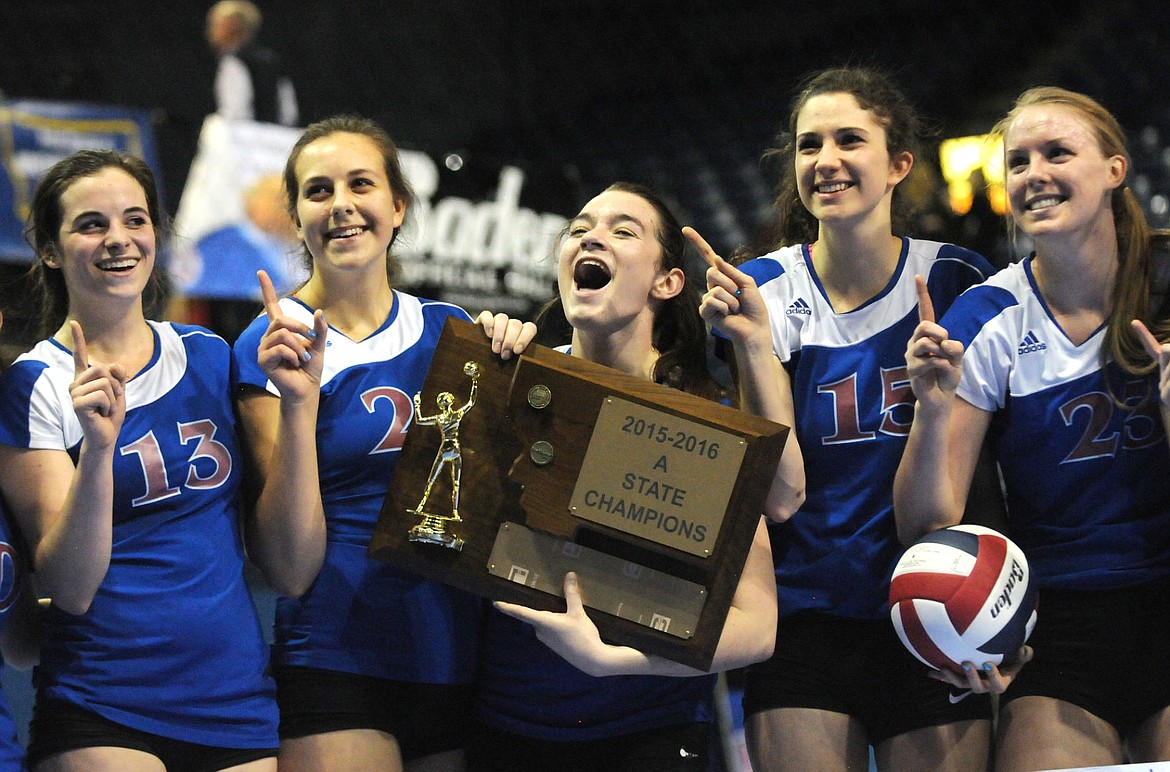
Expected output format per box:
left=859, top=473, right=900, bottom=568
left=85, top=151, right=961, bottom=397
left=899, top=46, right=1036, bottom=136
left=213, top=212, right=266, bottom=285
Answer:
left=889, top=524, right=1038, bottom=673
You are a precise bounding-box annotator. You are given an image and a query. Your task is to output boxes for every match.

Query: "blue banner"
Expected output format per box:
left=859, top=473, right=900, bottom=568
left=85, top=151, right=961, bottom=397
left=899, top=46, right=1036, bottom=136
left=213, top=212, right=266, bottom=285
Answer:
left=0, top=99, right=160, bottom=262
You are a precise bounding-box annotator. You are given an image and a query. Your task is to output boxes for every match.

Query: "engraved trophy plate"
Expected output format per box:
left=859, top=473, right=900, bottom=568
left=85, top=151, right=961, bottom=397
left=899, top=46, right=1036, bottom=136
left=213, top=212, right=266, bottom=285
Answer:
left=570, top=397, right=745, bottom=558
left=488, top=522, right=706, bottom=639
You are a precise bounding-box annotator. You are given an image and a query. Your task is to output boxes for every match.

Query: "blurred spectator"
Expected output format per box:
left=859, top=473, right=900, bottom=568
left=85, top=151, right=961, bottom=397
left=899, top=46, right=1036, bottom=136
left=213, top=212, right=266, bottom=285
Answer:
left=206, top=1, right=298, bottom=126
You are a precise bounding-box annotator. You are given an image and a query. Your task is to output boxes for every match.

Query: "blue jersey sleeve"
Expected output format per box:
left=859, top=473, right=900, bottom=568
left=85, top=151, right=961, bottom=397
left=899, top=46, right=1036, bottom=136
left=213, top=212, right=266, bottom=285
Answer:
left=940, top=281, right=1021, bottom=412
left=710, top=253, right=789, bottom=342
left=232, top=313, right=271, bottom=393
left=939, top=281, right=1019, bottom=349
left=924, top=243, right=994, bottom=319
left=0, top=361, right=49, bottom=448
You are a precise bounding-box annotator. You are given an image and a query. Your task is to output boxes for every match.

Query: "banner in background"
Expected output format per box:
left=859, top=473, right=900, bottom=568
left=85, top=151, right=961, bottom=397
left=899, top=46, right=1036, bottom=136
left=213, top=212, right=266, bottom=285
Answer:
left=173, top=116, right=566, bottom=314
left=170, top=116, right=305, bottom=299
left=0, top=99, right=160, bottom=262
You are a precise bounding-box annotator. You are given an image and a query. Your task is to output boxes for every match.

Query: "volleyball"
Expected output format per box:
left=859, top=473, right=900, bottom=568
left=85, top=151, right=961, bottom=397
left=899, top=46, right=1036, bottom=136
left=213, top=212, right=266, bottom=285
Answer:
left=889, top=525, right=1037, bottom=673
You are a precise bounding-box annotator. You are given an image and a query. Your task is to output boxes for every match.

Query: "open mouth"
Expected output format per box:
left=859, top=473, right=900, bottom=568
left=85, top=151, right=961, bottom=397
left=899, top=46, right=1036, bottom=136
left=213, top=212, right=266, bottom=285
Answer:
left=97, top=258, right=140, bottom=273
left=1025, top=196, right=1065, bottom=212
left=327, top=226, right=366, bottom=241
left=815, top=181, right=852, bottom=194
left=574, top=258, right=612, bottom=290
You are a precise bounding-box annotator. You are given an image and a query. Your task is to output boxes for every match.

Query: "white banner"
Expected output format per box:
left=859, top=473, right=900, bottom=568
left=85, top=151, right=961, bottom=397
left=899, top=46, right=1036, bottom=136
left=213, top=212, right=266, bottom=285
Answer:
left=172, top=115, right=565, bottom=313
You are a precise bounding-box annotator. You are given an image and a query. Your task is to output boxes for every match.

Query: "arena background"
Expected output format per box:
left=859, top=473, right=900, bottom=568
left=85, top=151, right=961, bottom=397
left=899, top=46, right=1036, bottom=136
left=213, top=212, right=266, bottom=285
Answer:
left=3, top=1, right=1170, bottom=341
left=1, top=1, right=1169, bottom=767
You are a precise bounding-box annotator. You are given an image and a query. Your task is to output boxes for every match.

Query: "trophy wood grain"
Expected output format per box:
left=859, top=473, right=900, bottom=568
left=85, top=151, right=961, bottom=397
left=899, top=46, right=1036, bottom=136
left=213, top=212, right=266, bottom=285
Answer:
left=368, top=317, right=788, bottom=670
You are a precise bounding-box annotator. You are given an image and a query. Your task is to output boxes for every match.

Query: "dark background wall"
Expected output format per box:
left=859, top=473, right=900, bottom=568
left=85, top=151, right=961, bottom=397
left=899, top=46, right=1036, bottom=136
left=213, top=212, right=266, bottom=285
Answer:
left=5, top=0, right=1169, bottom=257
left=2, top=0, right=1170, bottom=755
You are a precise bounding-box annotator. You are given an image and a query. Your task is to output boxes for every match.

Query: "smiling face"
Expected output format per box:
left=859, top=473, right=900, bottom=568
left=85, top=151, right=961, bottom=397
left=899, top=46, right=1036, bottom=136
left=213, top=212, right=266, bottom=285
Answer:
left=1003, top=103, right=1126, bottom=244
left=45, top=167, right=155, bottom=310
left=292, top=131, right=406, bottom=277
left=558, top=189, right=682, bottom=338
left=794, top=92, right=912, bottom=231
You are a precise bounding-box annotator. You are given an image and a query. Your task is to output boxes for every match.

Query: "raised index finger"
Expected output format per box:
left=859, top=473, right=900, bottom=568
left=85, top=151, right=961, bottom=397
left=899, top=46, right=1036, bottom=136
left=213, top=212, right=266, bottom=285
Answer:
left=70, top=320, right=89, bottom=376
left=258, top=270, right=281, bottom=321
left=682, top=226, right=721, bottom=268
left=916, top=275, right=936, bottom=324
left=1132, top=319, right=1164, bottom=361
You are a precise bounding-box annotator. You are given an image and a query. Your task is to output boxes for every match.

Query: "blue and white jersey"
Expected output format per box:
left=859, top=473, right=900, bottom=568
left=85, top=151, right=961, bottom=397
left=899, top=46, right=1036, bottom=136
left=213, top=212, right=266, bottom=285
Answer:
left=475, top=342, right=715, bottom=740
left=0, top=503, right=26, bottom=771
left=476, top=609, right=714, bottom=741
left=943, top=257, right=1170, bottom=590
left=233, top=291, right=482, bottom=683
left=740, top=238, right=992, bottom=619
left=0, top=322, right=278, bottom=749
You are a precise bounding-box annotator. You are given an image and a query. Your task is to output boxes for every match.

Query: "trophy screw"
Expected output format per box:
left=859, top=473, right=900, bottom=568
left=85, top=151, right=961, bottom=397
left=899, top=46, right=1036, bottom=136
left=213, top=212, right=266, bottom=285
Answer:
left=527, top=384, right=552, bottom=409
left=530, top=440, right=554, bottom=466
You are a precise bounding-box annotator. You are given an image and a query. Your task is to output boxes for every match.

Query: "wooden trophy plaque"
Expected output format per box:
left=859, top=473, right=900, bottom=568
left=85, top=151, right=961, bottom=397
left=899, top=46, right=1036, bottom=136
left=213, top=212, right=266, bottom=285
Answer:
left=368, top=317, right=788, bottom=670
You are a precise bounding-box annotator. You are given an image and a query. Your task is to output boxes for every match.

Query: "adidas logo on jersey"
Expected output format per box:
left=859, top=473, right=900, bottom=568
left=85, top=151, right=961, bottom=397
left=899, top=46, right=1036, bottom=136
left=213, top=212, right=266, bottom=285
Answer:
left=786, top=298, right=812, bottom=316
left=1018, top=330, right=1047, bottom=355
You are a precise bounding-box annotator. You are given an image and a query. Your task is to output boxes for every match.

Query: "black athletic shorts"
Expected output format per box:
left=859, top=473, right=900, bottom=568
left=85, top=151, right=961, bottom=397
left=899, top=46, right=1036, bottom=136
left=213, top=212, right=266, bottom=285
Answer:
left=741, top=611, right=992, bottom=745
left=1004, top=576, right=1170, bottom=737
left=27, top=699, right=277, bottom=772
left=465, top=720, right=709, bottom=772
left=274, top=664, right=473, bottom=761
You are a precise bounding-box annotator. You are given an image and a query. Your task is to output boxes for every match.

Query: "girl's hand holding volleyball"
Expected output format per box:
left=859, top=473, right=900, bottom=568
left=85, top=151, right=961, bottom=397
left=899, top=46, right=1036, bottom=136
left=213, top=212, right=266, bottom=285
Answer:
left=928, top=645, right=1034, bottom=696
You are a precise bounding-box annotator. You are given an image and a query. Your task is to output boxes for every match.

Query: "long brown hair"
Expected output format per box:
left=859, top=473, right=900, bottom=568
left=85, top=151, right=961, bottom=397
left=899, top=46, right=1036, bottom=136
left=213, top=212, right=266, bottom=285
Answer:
left=734, top=66, right=925, bottom=263
left=24, top=149, right=169, bottom=338
left=993, top=87, right=1169, bottom=377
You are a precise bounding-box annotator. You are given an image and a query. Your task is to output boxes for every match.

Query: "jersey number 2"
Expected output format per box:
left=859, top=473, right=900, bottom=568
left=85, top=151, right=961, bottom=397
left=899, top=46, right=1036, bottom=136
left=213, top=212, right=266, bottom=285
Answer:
left=361, top=387, right=413, bottom=454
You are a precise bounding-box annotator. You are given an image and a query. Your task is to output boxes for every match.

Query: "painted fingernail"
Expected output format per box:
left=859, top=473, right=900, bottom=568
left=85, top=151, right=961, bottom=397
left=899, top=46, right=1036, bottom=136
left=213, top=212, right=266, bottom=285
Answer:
left=962, top=663, right=972, bottom=672
left=307, top=329, right=318, bottom=339
left=983, top=663, right=994, bottom=672
left=303, top=351, right=312, bottom=362
left=734, top=288, right=743, bottom=297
